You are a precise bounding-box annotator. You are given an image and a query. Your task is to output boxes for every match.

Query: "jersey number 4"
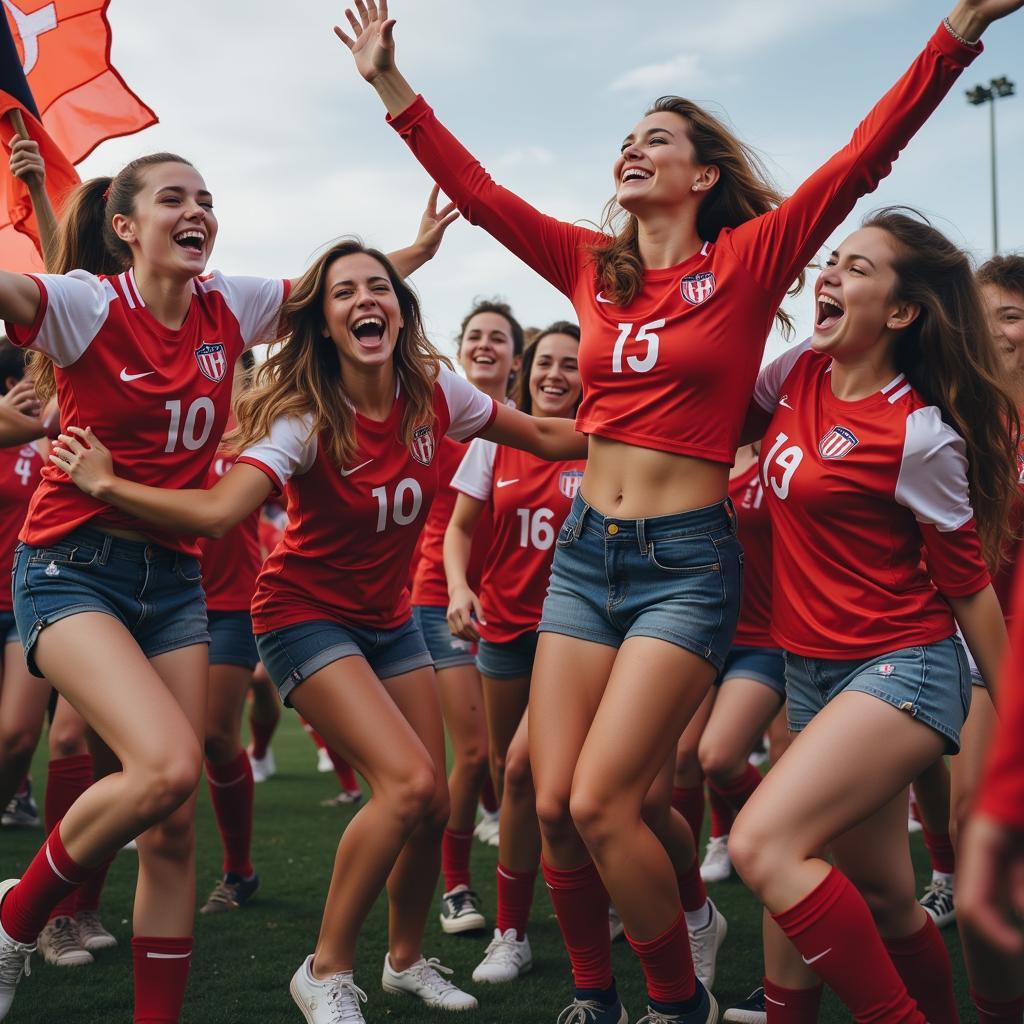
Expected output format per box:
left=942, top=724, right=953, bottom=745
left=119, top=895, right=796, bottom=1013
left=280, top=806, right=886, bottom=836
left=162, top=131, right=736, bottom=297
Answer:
left=612, top=319, right=665, bottom=374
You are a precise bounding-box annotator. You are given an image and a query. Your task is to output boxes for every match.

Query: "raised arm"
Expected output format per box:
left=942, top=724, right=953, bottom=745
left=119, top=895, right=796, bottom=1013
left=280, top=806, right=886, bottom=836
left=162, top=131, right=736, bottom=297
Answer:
left=444, top=492, right=487, bottom=641
left=480, top=404, right=588, bottom=462
left=386, top=184, right=460, bottom=279
left=49, top=426, right=272, bottom=538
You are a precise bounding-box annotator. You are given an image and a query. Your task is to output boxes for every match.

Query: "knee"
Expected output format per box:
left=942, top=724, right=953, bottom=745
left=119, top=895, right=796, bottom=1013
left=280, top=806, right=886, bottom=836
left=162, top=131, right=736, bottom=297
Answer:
left=203, top=729, right=239, bottom=766
left=460, top=740, right=490, bottom=780
left=674, top=744, right=703, bottom=786
left=535, top=786, right=574, bottom=844
left=134, top=744, right=203, bottom=822
left=698, top=740, right=742, bottom=788
left=388, top=761, right=440, bottom=832
left=728, top=812, right=779, bottom=894
left=0, top=726, right=39, bottom=768
left=503, top=747, right=534, bottom=804
left=570, top=785, right=623, bottom=851
left=139, top=801, right=196, bottom=861
left=48, top=728, right=88, bottom=760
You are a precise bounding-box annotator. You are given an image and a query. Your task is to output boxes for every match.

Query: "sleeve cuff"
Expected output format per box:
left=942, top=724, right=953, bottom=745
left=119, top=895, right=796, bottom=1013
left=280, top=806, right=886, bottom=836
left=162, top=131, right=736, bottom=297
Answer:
left=386, top=93, right=430, bottom=132
left=236, top=456, right=284, bottom=497
left=471, top=398, right=499, bottom=439
left=935, top=19, right=984, bottom=63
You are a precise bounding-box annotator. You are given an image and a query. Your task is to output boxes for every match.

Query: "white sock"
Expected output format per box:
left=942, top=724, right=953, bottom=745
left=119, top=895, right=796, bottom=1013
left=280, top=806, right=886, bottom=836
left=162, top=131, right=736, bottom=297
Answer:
left=684, top=901, right=712, bottom=932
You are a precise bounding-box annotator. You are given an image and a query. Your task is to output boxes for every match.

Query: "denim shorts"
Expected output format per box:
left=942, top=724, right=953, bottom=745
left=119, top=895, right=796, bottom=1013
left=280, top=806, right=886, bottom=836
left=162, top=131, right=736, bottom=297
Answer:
left=208, top=610, right=259, bottom=670
left=538, top=493, right=742, bottom=672
left=785, top=635, right=971, bottom=753
left=12, top=527, right=209, bottom=678
left=255, top=616, right=434, bottom=705
left=476, top=630, right=539, bottom=681
left=716, top=644, right=786, bottom=696
left=411, top=604, right=476, bottom=670
left=0, top=612, right=19, bottom=645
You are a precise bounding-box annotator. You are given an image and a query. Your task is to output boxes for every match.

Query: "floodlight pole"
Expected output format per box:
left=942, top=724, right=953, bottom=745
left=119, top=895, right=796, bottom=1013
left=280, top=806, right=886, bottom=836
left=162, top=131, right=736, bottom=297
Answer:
left=966, top=77, right=1016, bottom=254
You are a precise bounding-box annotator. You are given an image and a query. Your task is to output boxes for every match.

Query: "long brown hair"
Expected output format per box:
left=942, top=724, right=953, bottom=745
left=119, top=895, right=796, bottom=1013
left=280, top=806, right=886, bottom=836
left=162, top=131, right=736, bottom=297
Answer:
left=864, top=208, right=1020, bottom=570
left=588, top=96, right=800, bottom=334
left=229, top=239, right=450, bottom=468
left=29, top=153, right=195, bottom=402
left=516, top=320, right=581, bottom=416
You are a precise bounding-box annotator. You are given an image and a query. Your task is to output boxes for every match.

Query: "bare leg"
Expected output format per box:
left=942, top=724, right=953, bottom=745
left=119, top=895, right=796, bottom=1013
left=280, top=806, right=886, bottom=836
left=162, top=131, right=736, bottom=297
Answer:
left=436, top=663, right=488, bottom=835
left=481, top=672, right=531, bottom=800
left=699, top=678, right=782, bottom=790
left=204, top=663, right=253, bottom=767
left=0, top=642, right=52, bottom=806
left=499, top=713, right=540, bottom=874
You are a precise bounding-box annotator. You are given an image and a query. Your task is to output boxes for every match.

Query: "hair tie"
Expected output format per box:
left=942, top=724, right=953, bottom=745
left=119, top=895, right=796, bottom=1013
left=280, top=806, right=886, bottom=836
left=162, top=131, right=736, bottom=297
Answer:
left=102, top=185, right=110, bottom=202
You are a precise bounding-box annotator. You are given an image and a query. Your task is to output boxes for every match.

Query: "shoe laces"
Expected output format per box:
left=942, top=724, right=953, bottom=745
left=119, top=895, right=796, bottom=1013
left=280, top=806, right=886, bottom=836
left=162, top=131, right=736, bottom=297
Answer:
left=705, top=835, right=728, bottom=855
left=205, top=879, right=239, bottom=909
left=482, top=929, right=521, bottom=965
left=75, top=911, right=109, bottom=940
left=0, top=936, right=31, bottom=986
left=405, top=956, right=459, bottom=996
left=556, top=998, right=610, bottom=1024
left=324, top=974, right=367, bottom=1024
left=636, top=1010, right=682, bottom=1024
left=45, top=917, right=85, bottom=959
left=446, top=887, right=480, bottom=915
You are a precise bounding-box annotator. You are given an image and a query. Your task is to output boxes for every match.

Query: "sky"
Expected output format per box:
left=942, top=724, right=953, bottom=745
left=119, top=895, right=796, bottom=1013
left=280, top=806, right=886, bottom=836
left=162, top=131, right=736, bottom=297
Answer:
left=73, top=0, right=1024, bottom=364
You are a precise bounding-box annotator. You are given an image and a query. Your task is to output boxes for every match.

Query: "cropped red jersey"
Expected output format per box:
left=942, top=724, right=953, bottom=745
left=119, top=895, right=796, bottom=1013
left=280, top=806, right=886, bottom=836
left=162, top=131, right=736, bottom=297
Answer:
left=5, top=268, right=287, bottom=556
left=410, top=434, right=493, bottom=608
left=729, top=462, right=774, bottom=649
left=754, top=343, right=989, bottom=659
left=198, top=449, right=263, bottom=613
left=453, top=440, right=586, bottom=644
left=241, top=368, right=497, bottom=633
left=389, top=24, right=980, bottom=464
left=0, top=441, right=43, bottom=612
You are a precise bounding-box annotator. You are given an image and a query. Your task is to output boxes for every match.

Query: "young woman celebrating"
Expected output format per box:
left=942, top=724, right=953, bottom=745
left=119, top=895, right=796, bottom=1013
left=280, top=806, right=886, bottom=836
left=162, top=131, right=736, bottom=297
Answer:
left=49, top=239, right=584, bottom=1024
left=410, top=297, right=523, bottom=934
left=444, top=321, right=584, bottom=983
left=337, top=2, right=1018, bottom=1021
left=728, top=209, right=1018, bottom=1024
left=0, top=136, right=451, bottom=1022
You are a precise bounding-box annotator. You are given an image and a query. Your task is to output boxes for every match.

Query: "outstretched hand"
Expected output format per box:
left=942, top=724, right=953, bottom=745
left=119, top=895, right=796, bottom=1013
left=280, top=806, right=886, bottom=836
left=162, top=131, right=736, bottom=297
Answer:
left=334, top=0, right=396, bottom=83
left=49, top=426, right=116, bottom=499
left=414, top=184, right=459, bottom=262
left=949, top=0, right=1023, bottom=38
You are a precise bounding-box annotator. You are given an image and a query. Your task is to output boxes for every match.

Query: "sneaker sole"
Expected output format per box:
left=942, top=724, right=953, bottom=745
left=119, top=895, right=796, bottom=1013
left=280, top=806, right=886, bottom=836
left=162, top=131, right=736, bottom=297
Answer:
left=696, top=914, right=728, bottom=991
left=723, top=1011, right=765, bottom=1024
left=472, top=958, right=533, bottom=984
left=706, top=992, right=721, bottom=1024
left=80, top=936, right=117, bottom=952
left=42, top=951, right=94, bottom=967
left=288, top=975, right=319, bottom=1024
left=439, top=912, right=487, bottom=935
left=382, top=980, right=478, bottom=1010
left=699, top=865, right=732, bottom=883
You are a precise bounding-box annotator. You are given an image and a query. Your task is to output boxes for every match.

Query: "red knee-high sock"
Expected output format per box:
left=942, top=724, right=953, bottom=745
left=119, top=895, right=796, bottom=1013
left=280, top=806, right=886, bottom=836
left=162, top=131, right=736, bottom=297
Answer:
left=883, top=917, right=957, bottom=1024
left=708, top=786, right=734, bottom=838
left=626, top=909, right=697, bottom=1004
left=132, top=936, right=192, bottom=1024
left=496, top=863, right=536, bottom=940
left=303, top=721, right=327, bottom=750
left=205, top=752, right=255, bottom=878
left=74, top=856, right=114, bottom=914
left=44, top=755, right=94, bottom=921
left=671, top=784, right=705, bottom=844
left=971, top=990, right=1024, bottom=1024
left=717, top=763, right=763, bottom=813
left=0, top=822, right=90, bottom=943
left=676, top=856, right=708, bottom=913
left=442, top=829, right=474, bottom=891
left=764, top=979, right=824, bottom=1024
left=480, top=773, right=499, bottom=814
left=772, top=868, right=923, bottom=1024
left=920, top=825, right=956, bottom=876
left=247, top=704, right=279, bottom=761
left=541, top=858, right=613, bottom=992
left=326, top=747, right=359, bottom=793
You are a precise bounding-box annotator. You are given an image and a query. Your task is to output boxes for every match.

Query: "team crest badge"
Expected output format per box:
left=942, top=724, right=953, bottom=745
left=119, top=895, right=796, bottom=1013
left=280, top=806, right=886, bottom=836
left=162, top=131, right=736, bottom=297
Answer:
left=877, top=663, right=895, bottom=677
left=559, top=469, right=583, bottom=500
left=679, top=271, right=716, bottom=306
left=411, top=425, right=435, bottom=466
left=195, top=342, right=228, bottom=383
left=818, top=425, right=859, bottom=460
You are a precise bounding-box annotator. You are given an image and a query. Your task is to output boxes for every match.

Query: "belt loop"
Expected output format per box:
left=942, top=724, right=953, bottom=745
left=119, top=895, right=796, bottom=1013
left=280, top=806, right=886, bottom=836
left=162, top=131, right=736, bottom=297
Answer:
left=573, top=498, right=588, bottom=540
left=98, top=534, right=112, bottom=566
left=636, top=517, right=647, bottom=555
left=724, top=497, right=737, bottom=534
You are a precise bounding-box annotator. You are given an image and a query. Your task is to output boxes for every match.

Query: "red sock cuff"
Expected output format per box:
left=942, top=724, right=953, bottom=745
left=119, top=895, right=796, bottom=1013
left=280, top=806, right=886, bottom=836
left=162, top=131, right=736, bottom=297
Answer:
left=883, top=916, right=936, bottom=956
left=625, top=908, right=686, bottom=954
left=47, top=823, right=91, bottom=885
left=716, top=763, right=763, bottom=801
left=763, top=979, right=824, bottom=1023
left=626, top=910, right=697, bottom=1004
left=132, top=935, right=193, bottom=957
left=676, top=857, right=708, bottom=913
left=772, top=866, right=846, bottom=934
left=541, top=857, right=602, bottom=892
left=47, top=754, right=93, bottom=780
left=971, top=991, right=1024, bottom=1022
left=205, top=751, right=250, bottom=786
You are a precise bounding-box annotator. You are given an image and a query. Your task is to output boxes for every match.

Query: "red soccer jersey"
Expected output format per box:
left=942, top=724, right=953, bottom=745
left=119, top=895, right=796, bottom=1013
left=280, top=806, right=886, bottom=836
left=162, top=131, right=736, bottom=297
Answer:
left=991, top=431, right=1024, bottom=628
left=5, top=268, right=287, bottom=556
left=730, top=462, right=774, bottom=648
left=410, top=434, right=493, bottom=608
left=0, top=441, right=44, bottom=612
left=388, top=24, right=979, bottom=464
left=240, top=368, right=497, bottom=633
left=452, top=440, right=585, bottom=644
left=754, top=343, right=990, bottom=659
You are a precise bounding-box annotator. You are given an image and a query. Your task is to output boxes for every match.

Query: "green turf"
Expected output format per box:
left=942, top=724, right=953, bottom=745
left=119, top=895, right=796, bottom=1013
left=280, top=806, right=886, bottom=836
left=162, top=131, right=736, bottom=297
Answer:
left=3, top=715, right=972, bottom=1023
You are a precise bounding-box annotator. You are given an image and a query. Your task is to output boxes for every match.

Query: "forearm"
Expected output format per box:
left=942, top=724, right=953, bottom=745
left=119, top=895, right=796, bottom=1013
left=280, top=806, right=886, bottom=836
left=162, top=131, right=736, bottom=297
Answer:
left=0, top=407, right=44, bottom=446
left=534, top=417, right=589, bottom=461
left=951, top=586, right=1008, bottom=697
left=96, top=478, right=243, bottom=539
left=947, top=2, right=988, bottom=41
left=443, top=524, right=474, bottom=597
left=371, top=67, right=417, bottom=118
left=388, top=243, right=431, bottom=279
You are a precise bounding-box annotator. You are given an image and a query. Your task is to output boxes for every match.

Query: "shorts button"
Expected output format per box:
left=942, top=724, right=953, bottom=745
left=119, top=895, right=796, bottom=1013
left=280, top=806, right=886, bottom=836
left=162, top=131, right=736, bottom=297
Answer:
left=145, top=546, right=155, bottom=558
left=607, top=523, right=619, bottom=535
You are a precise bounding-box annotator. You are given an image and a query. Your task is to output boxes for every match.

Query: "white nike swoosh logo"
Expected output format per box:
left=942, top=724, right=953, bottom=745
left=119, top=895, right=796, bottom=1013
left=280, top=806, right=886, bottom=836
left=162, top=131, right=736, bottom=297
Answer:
left=765, top=996, right=787, bottom=1007
left=595, top=292, right=613, bottom=304
left=802, top=948, right=832, bottom=965
left=779, top=397, right=793, bottom=409
left=340, top=459, right=373, bottom=477
left=496, top=478, right=519, bottom=488
left=120, top=368, right=155, bottom=382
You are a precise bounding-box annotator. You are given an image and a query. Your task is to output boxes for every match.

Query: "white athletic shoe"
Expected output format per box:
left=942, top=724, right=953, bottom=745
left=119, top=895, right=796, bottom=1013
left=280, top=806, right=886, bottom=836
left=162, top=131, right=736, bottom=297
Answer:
left=472, top=928, right=532, bottom=984
left=74, top=911, right=117, bottom=952
left=608, top=905, right=625, bottom=942
left=289, top=955, right=367, bottom=1024
left=248, top=746, right=276, bottom=784
left=474, top=809, right=500, bottom=847
left=317, top=748, right=334, bottom=774
left=37, top=916, right=92, bottom=967
left=689, top=900, right=727, bottom=991
left=699, top=835, right=733, bottom=883
left=439, top=885, right=486, bottom=934
left=381, top=954, right=478, bottom=1010
left=0, top=880, right=34, bottom=1020
left=919, top=874, right=956, bottom=929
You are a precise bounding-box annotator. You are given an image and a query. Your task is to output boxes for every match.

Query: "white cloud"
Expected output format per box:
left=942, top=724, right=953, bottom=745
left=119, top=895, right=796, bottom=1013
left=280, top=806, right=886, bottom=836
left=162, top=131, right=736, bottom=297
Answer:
left=609, top=54, right=703, bottom=94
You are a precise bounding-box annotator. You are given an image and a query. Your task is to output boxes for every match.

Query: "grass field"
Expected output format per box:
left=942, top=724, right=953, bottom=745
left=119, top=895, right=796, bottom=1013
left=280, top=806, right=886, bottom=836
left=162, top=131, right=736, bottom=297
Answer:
left=3, top=713, right=975, bottom=1023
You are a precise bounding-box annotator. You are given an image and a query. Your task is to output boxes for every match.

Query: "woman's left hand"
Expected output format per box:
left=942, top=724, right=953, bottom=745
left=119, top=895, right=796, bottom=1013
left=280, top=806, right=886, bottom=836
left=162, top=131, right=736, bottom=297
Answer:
left=413, top=184, right=460, bottom=262
left=948, top=0, right=1023, bottom=39
left=48, top=426, right=116, bottom=498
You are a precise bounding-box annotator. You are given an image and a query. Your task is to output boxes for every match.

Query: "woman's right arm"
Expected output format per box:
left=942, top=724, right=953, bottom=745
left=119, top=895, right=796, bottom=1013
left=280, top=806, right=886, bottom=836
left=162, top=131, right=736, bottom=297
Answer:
left=444, top=492, right=487, bottom=641
left=0, top=272, right=43, bottom=326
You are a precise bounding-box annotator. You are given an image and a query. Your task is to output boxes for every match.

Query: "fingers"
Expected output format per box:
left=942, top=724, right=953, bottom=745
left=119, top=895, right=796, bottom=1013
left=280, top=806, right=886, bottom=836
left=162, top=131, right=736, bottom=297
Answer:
left=57, top=432, right=87, bottom=456
left=333, top=24, right=355, bottom=48
left=381, top=18, right=396, bottom=45
left=353, top=0, right=369, bottom=26
left=438, top=199, right=457, bottom=218
left=426, top=182, right=440, bottom=216
left=436, top=210, right=460, bottom=232
left=380, top=0, right=388, bottom=20
left=345, top=7, right=361, bottom=36
left=365, top=0, right=379, bottom=21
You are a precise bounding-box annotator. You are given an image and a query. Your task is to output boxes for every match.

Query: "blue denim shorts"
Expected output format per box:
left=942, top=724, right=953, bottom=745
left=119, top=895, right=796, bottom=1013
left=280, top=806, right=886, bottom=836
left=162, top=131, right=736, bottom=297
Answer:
left=255, top=616, right=434, bottom=705
left=785, top=635, right=971, bottom=753
left=716, top=644, right=786, bottom=696
left=12, top=527, right=209, bottom=678
left=208, top=610, right=259, bottom=670
left=411, top=604, right=476, bottom=670
left=476, top=630, right=539, bottom=681
left=538, top=493, right=742, bottom=672
left=0, top=612, right=19, bottom=645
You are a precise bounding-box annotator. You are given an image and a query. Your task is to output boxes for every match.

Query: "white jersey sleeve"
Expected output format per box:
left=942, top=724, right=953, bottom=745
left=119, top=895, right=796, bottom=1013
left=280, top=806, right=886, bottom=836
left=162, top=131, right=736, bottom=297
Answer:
left=753, top=338, right=813, bottom=413
left=438, top=366, right=498, bottom=441
left=237, top=413, right=318, bottom=491
left=451, top=437, right=497, bottom=501
left=198, top=273, right=287, bottom=349
left=7, top=270, right=114, bottom=367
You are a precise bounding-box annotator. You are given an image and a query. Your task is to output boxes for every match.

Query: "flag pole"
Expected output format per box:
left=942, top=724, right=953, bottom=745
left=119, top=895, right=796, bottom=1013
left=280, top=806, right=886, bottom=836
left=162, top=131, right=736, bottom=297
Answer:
left=6, top=108, right=58, bottom=270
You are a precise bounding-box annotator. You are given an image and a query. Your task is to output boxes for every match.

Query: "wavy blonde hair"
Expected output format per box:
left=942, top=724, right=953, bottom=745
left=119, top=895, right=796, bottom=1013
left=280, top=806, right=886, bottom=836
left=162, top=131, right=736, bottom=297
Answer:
left=229, top=239, right=450, bottom=467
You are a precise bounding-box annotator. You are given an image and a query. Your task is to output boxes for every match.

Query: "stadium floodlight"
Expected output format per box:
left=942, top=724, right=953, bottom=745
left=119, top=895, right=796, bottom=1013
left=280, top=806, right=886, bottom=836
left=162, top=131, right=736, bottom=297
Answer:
left=965, top=77, right=1016, bottom=253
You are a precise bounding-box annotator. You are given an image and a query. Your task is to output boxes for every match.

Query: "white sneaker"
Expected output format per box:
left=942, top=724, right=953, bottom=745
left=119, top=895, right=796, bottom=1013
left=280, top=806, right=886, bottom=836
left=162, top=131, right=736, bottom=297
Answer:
left=474, top=809, right=500, bottom=847
left=382, top=954, right=478, bottom=1010
left=472, top=928, right=532, bottom=984
left=689, top=900, right=727, bottom=991
left=439, top=885, right=486, bottom=934
left=919, top=874, right=956, bottom=928
left=0, top=880, right=34, bottom=1020
left=37, top=916, right=93, bottom=967
left=248, top=746, right=276, bottom=784
left=699, top=835, right=733, bottom=883
left=75, top=911, right=117, bottom=952
left=608, top=905, right=624, bottom=942
left=290, top=955, right=367, bottom=1023
left=317, top=748, right=334, bottom=774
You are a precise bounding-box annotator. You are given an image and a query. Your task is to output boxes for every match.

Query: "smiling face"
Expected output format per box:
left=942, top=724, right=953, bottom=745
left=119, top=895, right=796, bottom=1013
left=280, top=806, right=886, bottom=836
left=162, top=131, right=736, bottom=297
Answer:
left=111, top=162, right=217, bottom=281
left=981, top=283, right=1024, bottom=386
left=528, top=332, right=581, bottom=417
left=458, top=311, right=520, bottom=390
left=321, top=252, right=404, bottom=372
left=811, top=227, right=919, bottom=361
